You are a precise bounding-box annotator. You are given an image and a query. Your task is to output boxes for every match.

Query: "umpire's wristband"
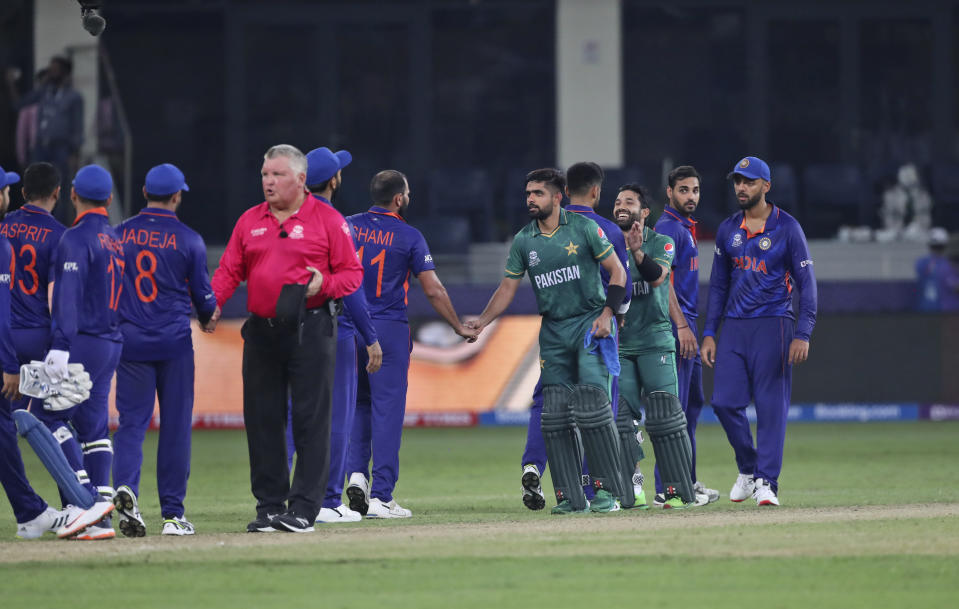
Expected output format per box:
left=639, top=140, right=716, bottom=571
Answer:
left=605, top=283, right=627, bottom=313
left=636, top=253, right=663, bottom=282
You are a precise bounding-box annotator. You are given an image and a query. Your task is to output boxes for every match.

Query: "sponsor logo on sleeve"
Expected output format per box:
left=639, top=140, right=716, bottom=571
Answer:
left=664, top=242, right=674, bottom=253
left=424, top=254, right=433, bottom=264
left=341, top=222, right=351, bottom=235
left=63, top=262, right=79, bottom=272
left=597, top=226, right=605, bottom=238
left=800, top=259, right=813, bottom=267
left=0, top=273, right=9, bottom=284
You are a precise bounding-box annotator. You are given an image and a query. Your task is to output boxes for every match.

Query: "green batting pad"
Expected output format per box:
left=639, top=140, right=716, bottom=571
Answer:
left=644, top=391, right=695, bottom=503
left=541, top=384, right=587, bottom=511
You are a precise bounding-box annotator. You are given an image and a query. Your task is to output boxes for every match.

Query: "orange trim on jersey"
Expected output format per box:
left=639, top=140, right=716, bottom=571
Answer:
left=139, top=210, right=180, bottom=219
left=369, top=208, right=407, bottom=223
left=784, top=270, right=793, bottom=294
left=738, top=217, right=767, bottom=239
left=403, top=271, right=410, bottom=305
left=72, top=207, right=109, bottom=225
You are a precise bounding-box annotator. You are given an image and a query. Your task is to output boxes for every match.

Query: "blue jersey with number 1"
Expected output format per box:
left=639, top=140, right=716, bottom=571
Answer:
left=117, top=208, right=216, bottom=361
left=347, top=207, right=436, bottom=322
left=50, top=208, right=124, bottom=350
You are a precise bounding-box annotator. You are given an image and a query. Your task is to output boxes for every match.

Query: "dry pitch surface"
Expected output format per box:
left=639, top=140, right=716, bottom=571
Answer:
left=3, top=502, right=957, bottom=564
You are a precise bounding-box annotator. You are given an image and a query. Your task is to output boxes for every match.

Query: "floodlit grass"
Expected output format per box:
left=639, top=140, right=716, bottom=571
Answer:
left=1, top=422, right=957, bottom=608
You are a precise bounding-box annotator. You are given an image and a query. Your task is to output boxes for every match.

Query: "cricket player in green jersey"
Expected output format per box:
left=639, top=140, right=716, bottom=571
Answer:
left=613, top=183, right=700, bottom=508
left=468, top=168, right=629, bottom=514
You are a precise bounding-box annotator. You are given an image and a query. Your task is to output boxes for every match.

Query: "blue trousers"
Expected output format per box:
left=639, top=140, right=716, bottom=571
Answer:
left=345, top=319, right=409, bottom=502
left=521, top=375, right=620, bottom=501
left=286, top=328, right=358, bottom=508
left=0, top=397, right=48, bottom=523
left=32, top=335, right=121, bottom=500
left=113, top=350, right=194, bottom=518
left=1, top=327, right=54, bottom=521
left=711, top=317, right=793, bottom=493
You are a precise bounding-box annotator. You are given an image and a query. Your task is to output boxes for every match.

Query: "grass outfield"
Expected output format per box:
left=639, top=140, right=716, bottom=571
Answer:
left=1, top=421, right=957, bottom=607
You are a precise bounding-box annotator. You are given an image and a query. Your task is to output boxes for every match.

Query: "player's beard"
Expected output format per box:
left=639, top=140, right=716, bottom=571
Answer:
left=528, top=200, right=553, bottom=220
left=737, top=191, right=762, bottom=211
left=613, top=209, right=639, bottom=230
left=329, top=183, right=340, bottom=205
left=398, top=199, right=409, bottom=218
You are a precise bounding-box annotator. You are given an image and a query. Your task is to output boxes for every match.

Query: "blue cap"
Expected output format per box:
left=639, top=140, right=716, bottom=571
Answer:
left=0, top=165, right=20, bottom=189
left=727, top=156, right=771, bottom=181
left=306, top=147, right=352, bottom=186
left=145, top=163, right=190, bottom=196
left=73, top=164, right=113, bottom=200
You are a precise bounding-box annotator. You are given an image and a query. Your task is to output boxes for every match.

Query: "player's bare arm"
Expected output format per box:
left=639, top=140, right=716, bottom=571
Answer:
left=1, top=372, right=20, bottom=400
left=417, top=269, right=477, bottom=341
left=591, top=253, right=627, bottom=338
left=201, top=305, right=221, bottom=334
left=470, top=276, right=522, bottom=335
left=668, top=282, right=697, bottom=359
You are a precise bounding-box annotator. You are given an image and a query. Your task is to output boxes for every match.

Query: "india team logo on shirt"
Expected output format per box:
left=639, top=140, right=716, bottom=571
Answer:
left=731, top=234, right=743, bottom=248
left=529, top=251, right=541, bottom=267
left=759, top=236, right=772, bottom=250
left=290, top=225, right=305, bottom=240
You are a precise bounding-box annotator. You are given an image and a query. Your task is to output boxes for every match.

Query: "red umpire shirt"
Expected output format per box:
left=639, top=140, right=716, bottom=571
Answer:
left=212, top=193, right=363, bottom=315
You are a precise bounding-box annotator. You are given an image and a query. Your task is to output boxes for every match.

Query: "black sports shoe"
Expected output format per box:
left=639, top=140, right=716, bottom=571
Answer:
left=271, top=511, right=315, bottom=533
left=246, top=513, right=277, bottom=533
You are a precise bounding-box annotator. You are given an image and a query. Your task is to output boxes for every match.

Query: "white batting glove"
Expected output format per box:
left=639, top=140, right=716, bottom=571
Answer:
left=42, top=350, right=69, bottom=383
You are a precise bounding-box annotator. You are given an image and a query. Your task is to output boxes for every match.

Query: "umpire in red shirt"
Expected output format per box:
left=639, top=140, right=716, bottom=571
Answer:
left=212, top=144, right=363, bottom=532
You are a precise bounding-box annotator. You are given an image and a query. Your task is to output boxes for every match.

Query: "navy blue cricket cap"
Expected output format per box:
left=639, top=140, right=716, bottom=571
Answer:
left=72, top=164, right=113, bottom=200
left=0, top=165, right=20, bottom=189
left=306, top=147, right=352, bottom=187
left=727, top=156, right=771, bottom=182
left=145, top=163, right=190, bottom=196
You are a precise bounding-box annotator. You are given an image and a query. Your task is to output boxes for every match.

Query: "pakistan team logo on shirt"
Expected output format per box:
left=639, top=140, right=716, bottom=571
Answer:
left=529, top=251, right=541, bottom=267
left=759, top=236, right=772, bottom=250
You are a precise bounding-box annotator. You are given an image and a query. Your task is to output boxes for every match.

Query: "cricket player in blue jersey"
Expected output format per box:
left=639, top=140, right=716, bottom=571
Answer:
left=344, top=169, right=475, bottom=518
left=653, top=165, right=719, bottom=504
left=36, top=164, right=125, bottom=539
left=0, top=166, right=59, bottom=538
left=1, top=163, right=66, bottom=411
left=520, top=162, right=631, bottom=511
left=111, top=164, right=218, bottom=537
left=302, top=147, right=381, bottom=524
left=701, top=156, right=817, bottom=507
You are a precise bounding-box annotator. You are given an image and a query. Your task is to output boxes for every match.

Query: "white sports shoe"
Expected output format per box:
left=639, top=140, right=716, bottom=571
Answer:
left=366, top=498, right=412, bottom=519
left=162, top=516, right=196, bottom=535
left=346, top=472, right=371, bottom=516
left=521, top=463, right=546, bottom=511
left=729, top=473, right=757, bottom=502
left=693, top=481, right=720, bottom=504
left=753, top=478, right=780, bottom=506
left=114, top=485, right=147, bottom=538
left=17, top=506, right=68, bottom=539
left=56, top=500, right=115, bottom=539
left=74, top=523, right=116, bottom=540
left=316, top=505, right=362, bottom=523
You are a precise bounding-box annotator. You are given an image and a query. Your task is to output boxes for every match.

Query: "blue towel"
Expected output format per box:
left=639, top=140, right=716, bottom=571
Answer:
left=584, top=328, right=620, bottom=377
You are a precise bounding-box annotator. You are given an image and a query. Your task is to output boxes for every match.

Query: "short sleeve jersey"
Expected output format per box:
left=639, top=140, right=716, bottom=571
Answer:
left=0, top=205, right=66, bottom=329
left=347, top=207, right=435, bottom=323
left=505, top=209, right=614, bottom=321
left=117, top=208, right=217, bottom=361
left=619, top=227, right=675, bottom=355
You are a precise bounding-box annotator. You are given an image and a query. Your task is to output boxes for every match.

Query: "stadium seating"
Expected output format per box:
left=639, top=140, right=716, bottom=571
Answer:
left=768, top=162, right=800, bottom=218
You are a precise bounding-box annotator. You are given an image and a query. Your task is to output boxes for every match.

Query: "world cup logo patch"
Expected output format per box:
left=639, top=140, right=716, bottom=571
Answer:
left=759, top=236, right=772, bottom=250
left=529, top=251, right=540, bottom=267
left=731, top=234, right=743, bottom=248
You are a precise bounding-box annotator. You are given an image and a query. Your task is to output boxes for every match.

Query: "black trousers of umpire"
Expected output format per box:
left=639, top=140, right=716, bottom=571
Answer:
left=241, top=307, right=336, bottom=521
